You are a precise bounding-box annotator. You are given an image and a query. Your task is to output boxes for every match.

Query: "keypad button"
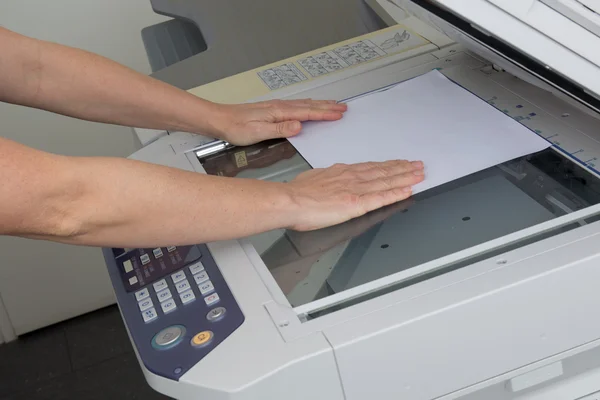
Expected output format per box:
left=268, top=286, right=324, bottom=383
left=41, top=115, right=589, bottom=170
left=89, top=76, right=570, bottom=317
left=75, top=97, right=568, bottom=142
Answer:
left=156, top=288, right=173, bottom=303
left=123, top=260, right=133, bottom=273
left=142, top=308, right=158, bottom=323
left=135, top=288, right=150, bottom=301
left=189, top=262, right=205, bottom=275
left=138, top=298, right=154, bottom=312
left=152, top=325, right=185, bottom=350
left=153, top=279, right=168, bottom=292
left=199, top=281, right=215, bottom=295
left=171, top=271, right=186, bottom=284
left=167, top=246, right=177, bottom=253
left=194, top=271, right=209, bottom=285
left=191, top=331, right=213, bottom=348
left=161, top=299, right=177, bottom=314
left=204, top=293, right=220, bottom=306
left=207, top=307, right=226, bottom=321
left=129, top=276, right=138, bottom=286
left=175, top=280, right=191, bottom=294
left=152, top=248, right=164, bottom=258
left=140, top=254, right=151, bottom=265
left=180, top=290, right=196, bottom=305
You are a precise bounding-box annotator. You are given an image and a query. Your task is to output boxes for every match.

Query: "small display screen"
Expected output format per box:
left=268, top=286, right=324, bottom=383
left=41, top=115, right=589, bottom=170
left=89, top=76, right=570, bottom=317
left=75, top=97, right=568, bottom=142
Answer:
left=117, top=246, right=202, bottom=292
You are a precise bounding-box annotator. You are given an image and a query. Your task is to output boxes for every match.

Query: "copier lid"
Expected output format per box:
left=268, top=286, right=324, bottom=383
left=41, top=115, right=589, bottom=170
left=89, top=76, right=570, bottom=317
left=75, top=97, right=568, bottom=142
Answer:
left=408, top=0, right=600, bottom=107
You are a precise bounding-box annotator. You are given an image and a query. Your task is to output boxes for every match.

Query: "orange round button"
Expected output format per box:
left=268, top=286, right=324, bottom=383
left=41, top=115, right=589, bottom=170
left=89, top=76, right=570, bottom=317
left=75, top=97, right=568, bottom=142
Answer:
left=191, top=331, right=213, bottom=347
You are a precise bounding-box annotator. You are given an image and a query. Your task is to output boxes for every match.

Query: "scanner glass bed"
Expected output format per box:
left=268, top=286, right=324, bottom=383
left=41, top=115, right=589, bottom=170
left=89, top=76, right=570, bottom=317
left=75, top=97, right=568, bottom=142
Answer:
left=199, top=140, right=600, bottom=314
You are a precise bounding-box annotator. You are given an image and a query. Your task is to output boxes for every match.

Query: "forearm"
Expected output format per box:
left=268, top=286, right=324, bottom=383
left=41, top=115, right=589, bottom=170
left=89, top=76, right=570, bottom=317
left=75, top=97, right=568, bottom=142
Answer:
left=50, top=157, right=297, bottom=248
left=63, top=159, right=296, bottom=247
left=1, top=137, right=423, bottom=247
left=0, top=28, right=223, bottom=138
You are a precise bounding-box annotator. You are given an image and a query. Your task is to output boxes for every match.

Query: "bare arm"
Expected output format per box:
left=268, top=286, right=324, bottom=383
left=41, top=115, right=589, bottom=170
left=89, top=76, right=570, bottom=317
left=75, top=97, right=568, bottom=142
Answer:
left=0, top=137, right=424, bottom=248
left=0, top=28, right=425, bottom=247
left=0, top=27, right=347, bottom=145
left=0, top=27, right=224, bottom=136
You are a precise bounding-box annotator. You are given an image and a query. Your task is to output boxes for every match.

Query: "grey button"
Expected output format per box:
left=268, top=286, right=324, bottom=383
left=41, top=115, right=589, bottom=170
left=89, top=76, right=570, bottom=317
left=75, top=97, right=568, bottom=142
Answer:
left=199, top=280, right=215, bottom=295
left=142, top=308, right=158, bottom=323
left=207, top=307, right=226, bottom=321
left=153, top=326, right=185, bottom=349
left=204, top=293, right=220, bottom=306
left=189, top=261, right=205, bottom=275
left=135, top=288, right=150, bottom=302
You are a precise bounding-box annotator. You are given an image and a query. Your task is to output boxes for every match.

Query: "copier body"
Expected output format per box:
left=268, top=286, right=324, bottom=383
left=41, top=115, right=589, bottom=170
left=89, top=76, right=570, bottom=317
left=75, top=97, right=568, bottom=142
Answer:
left=103, top=1, right=600, bottom=399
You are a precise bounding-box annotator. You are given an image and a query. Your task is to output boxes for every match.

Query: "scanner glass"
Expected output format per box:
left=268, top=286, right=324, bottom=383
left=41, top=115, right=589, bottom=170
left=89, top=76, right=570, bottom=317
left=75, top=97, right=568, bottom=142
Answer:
left=199, top=140, right=600, bottom=313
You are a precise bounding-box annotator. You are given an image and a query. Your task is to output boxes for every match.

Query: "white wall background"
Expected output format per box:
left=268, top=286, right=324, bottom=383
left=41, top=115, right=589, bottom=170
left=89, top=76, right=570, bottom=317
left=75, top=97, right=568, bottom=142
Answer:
left=0, top=0, right=169, bottom=337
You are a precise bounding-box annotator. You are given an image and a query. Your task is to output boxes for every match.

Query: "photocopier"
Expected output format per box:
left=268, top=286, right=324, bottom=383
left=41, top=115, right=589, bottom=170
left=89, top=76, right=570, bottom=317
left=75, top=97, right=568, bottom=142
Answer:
left=102, top=1, right=600, bottom=399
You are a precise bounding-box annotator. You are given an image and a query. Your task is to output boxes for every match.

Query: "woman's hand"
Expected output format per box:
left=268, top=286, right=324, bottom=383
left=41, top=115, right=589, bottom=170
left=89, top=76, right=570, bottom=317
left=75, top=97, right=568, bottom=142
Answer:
left=209, top=99, right=348, bottom=146
left=286, top=160, right=425, bottom=232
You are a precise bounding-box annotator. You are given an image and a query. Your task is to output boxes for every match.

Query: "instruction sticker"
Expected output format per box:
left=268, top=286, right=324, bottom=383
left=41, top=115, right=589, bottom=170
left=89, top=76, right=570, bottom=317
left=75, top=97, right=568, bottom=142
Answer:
left=257, top=27, right=428, bottom=89
left=257, top=63, right=308, bottom=91
left=299, top=29, right=427, bottom=78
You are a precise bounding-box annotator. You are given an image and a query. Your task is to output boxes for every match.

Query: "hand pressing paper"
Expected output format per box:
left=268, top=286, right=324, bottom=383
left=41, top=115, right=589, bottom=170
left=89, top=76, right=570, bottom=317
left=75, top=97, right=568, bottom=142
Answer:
left=288, top=70, right=550, bottom=195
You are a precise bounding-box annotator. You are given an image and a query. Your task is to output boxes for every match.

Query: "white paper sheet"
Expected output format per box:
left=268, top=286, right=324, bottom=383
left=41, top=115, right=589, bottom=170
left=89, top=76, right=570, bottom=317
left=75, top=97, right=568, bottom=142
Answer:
left=288, top=70, right=551, bottom=194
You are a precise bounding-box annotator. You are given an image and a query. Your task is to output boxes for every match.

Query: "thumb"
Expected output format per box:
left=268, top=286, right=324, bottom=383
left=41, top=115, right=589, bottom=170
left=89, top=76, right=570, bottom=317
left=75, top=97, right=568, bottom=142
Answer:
left=274, top=120, right=302, bottom=137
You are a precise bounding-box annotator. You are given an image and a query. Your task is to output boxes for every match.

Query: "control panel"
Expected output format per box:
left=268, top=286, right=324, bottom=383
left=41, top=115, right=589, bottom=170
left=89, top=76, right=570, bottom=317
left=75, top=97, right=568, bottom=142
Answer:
left=103, top=244, right=244, bottom=380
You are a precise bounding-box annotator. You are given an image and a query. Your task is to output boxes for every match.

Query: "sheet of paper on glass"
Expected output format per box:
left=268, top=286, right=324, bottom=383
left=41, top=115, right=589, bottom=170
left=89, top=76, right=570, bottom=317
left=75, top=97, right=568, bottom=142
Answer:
left=287, top=70, right=550, bottom=194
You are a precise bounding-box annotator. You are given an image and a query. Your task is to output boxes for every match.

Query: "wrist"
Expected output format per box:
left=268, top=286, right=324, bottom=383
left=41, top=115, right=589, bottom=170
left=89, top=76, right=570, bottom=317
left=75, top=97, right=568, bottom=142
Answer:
left=262, top=182, right=303, bottom=231
left=171, top=96, right=230, bottom=140
left=195, top=102, right=231, bottom=141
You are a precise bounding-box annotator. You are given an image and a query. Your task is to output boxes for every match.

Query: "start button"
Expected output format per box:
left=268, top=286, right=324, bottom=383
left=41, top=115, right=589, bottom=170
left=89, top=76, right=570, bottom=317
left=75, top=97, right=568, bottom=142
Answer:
left=191, top=330, right=214, bottom=348
left=152, top=325, right=185, bottom=350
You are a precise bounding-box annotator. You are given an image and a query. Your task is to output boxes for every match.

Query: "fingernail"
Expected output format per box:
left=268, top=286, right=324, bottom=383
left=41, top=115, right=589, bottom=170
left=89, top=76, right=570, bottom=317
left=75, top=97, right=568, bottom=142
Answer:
left=411, top=161, right=423, bottom=168
left=413, top=170, right=424, bottom=176
left=403, top=187, right=412, bottom=192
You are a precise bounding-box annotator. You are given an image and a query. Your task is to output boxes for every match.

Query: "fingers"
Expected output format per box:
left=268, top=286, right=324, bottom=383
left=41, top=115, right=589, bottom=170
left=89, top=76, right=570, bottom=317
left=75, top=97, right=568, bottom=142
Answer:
left=287, top=159, right=425, bottom=232
left=353, top=160, right=424, bottom=178
left=272, top=107, right=345, bottom=124
left=358, top=170, right=425, bottom=194
left=249, top=99, right=348, bottom=140
left=275, top=120, right=302, bottom=136
left=283, top=99, right=348, bottom=112
left=347, top=160, right=425, bottom=214
left=358, top=187, right=418, bottom=215
left=297, top=102, right=348, bottom=113
left=268, top=99, right=347, bottom=123
left=287, top=98, right=336, bottom=104
left=263, top=110, right=338, bottom=138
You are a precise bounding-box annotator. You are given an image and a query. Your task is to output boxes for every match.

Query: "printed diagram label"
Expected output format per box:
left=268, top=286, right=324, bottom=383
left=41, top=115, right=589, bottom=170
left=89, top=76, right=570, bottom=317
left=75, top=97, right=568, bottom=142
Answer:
left=299, top=29, right=426, bottom=78
left=234, top=151, right=248, bottom=168
left=334, top=41, right=386, bottom=66
left=379, top=30, right=412, bottom=51
left=257, top=27, right=428, bottom=90
left=257, top=63, right=307, bottom=90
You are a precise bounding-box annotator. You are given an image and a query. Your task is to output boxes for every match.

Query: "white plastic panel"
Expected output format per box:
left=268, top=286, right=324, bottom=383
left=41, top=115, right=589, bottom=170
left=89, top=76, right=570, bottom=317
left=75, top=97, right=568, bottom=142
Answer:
left=488, top=0, right=600, bottom=66
left=324, top=226, right=600, bottom=400
left=508, top=362, right=564, bottom=392
left=579, top=0, right=600, bottom=13
left=434, top=0, right=600, bottom=97
left=541, top=0, right=600, bottom=37
left=579, top=391, right=600, bottom=400
left=454, top=345, right=600, bottom=399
